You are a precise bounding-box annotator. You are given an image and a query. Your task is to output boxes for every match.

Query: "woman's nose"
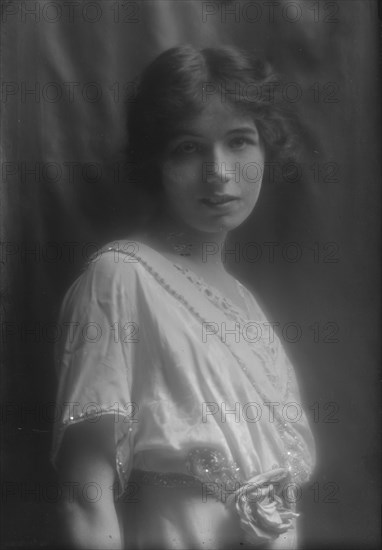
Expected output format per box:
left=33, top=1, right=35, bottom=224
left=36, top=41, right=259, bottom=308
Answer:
left=203, top=146, right=236, bottom=184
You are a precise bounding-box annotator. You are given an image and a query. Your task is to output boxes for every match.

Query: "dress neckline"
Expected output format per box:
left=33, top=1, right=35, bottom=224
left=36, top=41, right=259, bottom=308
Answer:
left=126, top=239, right=252, bottom=322
left=171, top=261, right=252, bottom=323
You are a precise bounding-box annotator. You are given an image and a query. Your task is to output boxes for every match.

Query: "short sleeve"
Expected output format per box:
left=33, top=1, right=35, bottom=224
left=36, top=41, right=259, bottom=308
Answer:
left=51, top=250, right=140, bottom=492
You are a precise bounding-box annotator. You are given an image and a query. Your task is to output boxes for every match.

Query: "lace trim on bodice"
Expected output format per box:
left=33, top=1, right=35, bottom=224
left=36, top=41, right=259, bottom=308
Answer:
left=173, top=263, right=285, bottom=394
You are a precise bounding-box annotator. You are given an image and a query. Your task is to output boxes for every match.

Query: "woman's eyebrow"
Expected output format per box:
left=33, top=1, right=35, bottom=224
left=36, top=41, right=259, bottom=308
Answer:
left=226, top=127, right=258, bottom=136
left=168, top=131, right=203, bottom=140
left=167, top=126, right=258, bottom=141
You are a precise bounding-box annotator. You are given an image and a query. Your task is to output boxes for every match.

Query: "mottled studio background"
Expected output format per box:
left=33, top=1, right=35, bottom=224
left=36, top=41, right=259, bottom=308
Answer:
left=0, top=0, right=380, bottom=548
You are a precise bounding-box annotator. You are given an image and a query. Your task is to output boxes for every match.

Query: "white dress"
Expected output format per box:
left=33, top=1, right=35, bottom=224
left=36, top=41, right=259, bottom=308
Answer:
left=51, top=240, right=316, bottom=549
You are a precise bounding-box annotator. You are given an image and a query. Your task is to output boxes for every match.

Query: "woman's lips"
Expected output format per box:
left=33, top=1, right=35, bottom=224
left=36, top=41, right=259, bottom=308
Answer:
left=200, top=195, right=239, bottom=207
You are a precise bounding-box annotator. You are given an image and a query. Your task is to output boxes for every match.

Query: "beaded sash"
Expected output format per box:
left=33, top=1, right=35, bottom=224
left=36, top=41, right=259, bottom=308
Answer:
left=129, top=447, right=300, bottom=547
left=130, top=469, right=202, bottom=489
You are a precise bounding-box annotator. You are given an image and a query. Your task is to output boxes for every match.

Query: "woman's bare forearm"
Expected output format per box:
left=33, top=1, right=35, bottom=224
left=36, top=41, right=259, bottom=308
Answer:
left=57, top=418, right=123, bottom=549
left=60, top=497, right=122, bottom=549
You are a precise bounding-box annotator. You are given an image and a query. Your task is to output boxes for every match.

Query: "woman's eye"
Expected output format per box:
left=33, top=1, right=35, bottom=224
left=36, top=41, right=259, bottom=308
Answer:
left=229, top=137, right=252, bottom=149
left=175, top=142, right=199, bottom=154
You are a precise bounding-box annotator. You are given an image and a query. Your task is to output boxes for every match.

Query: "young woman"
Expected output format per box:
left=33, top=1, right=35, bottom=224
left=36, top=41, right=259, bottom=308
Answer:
left=52, top=45, right=315, bottom=550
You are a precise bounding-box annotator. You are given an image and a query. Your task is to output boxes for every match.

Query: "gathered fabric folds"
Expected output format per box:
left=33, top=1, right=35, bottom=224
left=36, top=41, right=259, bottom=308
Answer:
left=52, top=240, right=315, bottom=549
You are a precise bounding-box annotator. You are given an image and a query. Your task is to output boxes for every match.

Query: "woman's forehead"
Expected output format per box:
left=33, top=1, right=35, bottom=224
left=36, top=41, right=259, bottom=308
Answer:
left=170, top=98, right=258, bottom=138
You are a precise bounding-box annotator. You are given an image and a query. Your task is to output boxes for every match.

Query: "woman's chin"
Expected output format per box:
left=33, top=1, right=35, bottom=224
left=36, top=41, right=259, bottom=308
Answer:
left=200, top=214, right=250, bottom=235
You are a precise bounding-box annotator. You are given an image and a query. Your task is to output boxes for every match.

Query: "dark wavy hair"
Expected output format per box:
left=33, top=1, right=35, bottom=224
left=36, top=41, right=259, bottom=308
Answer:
left=127, top=44, right=301, bottom=202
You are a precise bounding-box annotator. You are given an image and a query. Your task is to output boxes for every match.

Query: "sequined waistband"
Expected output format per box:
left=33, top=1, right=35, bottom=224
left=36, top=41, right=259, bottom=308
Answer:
left=129, top=468, right=203, bottom=489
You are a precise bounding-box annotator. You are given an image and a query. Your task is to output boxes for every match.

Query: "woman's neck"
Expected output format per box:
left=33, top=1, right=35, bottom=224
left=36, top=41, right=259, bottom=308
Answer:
left=139, top=211, right=228, bottom=271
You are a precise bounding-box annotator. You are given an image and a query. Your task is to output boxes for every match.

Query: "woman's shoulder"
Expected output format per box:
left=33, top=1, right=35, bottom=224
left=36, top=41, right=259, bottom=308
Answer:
left=60, top=240, right=151, bottom=319
left=87, top=235, right=168, bottom=274
left=63, top=239, right=149, bottom=302
left=85, top=239, right=144, bottom=278
left=87, top=237, right=179, bottom=279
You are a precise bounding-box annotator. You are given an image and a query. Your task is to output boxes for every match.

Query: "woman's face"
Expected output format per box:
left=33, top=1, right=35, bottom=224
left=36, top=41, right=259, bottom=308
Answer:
left=159, top=95, right=265, bottom=235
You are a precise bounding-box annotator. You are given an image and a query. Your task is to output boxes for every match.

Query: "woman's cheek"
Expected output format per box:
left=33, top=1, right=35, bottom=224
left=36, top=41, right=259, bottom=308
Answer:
left=243, top=182, right=262, bottom=213
left=162, top=165, right=185, bottom=197
left=165, top=160, right=199, bottom=188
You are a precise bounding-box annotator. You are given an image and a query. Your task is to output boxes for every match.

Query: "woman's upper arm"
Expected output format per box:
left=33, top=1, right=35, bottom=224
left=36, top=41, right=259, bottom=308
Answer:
left=52, top=251, right=140, bottom=492
left=57, top=416, right=124, bottom=549
left=58, top=415, right=116, bottom=500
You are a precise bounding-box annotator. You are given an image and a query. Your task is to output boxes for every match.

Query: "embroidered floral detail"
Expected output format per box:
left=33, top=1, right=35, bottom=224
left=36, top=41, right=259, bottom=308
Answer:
left=226, top=468, right=299, bottom=545
left=185, top=447, right=298, bottom=544
left=185, top=447, right=241, bottom=490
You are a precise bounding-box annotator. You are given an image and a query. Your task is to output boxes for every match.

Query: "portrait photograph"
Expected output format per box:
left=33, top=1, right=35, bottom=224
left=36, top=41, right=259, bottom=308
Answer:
left=0, top=1, right=380, bottom=549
